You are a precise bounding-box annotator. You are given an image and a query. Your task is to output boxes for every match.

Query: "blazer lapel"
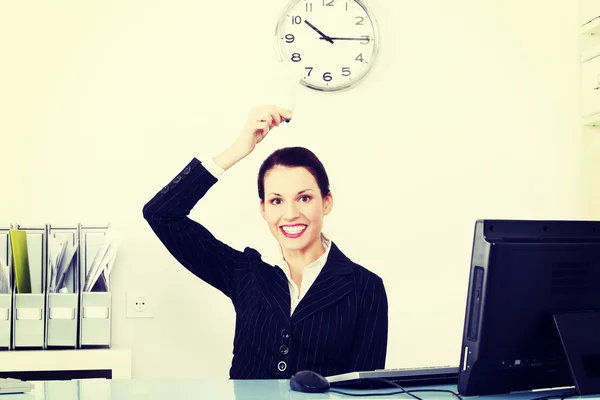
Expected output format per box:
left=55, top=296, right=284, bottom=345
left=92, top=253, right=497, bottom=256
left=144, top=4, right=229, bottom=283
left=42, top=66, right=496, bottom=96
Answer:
left=291, top=243, right=354, bottom=326
left=253, top=256, right=292, bottom=326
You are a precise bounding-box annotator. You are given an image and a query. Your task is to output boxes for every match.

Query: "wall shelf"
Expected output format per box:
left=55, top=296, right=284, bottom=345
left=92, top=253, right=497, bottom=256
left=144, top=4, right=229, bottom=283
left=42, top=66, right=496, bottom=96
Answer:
left=581, top=18, right=600, bottom=35
left=583, top=113, right=600, bottom=127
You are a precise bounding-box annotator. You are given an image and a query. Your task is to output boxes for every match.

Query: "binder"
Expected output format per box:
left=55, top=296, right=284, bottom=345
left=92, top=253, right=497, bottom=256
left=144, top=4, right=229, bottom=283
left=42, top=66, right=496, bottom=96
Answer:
left=45, top=224, right=80, bottom=348
left=11, top=224, right=47, bottom=349
left=79, top=224, right=111, bottom=348
left=0, top=225, right=13, bottom=350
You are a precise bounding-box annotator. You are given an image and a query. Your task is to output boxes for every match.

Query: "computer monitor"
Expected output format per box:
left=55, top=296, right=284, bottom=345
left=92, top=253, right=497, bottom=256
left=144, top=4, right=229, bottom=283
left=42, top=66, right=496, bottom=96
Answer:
left=457, top=219, right=600, bottom=396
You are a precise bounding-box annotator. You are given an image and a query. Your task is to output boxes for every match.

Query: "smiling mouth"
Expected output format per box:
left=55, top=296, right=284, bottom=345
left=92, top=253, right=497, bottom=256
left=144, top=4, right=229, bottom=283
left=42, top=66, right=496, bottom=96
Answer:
left=280, top=225, right=307, bottom=238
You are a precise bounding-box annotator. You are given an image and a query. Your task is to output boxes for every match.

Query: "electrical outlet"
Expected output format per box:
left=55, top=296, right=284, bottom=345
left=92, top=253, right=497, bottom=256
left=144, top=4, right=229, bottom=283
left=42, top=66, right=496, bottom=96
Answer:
left=127, top=292, right=154, bottom=318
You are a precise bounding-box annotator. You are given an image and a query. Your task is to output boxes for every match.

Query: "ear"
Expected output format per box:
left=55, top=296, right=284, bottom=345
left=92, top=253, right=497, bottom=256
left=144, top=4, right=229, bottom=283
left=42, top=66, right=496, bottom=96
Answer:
left=323, top=192, right=333, bottom=215
left=260, top=200, right=266, bottom=220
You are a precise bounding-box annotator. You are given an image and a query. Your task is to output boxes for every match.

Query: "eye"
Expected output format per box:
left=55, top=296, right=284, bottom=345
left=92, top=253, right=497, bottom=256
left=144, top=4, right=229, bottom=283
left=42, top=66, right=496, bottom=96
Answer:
left=270, top=198, right=282, bottom=205
left=299, top=195, right=311, bottom=203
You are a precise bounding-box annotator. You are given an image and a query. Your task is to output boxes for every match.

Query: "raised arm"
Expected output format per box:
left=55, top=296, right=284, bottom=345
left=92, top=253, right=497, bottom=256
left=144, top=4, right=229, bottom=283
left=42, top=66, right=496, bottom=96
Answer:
left=142, top=105, right=293, bottom=300
left=349, top=273, right=389, bottom=371
left=142, top=156, right=244, bottom=299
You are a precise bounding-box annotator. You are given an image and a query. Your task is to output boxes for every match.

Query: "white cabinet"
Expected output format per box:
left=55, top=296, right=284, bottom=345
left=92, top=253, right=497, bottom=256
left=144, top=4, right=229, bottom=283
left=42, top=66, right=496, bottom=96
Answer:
left=0, top=348, right=131, bottom=380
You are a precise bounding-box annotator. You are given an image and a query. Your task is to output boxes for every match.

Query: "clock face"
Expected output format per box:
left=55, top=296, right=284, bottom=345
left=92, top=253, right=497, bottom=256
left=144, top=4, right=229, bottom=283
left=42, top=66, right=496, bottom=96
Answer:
left=274, top=0, right=379, bottom=92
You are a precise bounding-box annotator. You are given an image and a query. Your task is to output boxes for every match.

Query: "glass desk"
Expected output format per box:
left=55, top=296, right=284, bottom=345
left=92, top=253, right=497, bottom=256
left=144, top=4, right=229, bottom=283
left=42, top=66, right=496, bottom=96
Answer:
left=1, top=378, right=588, bottom=400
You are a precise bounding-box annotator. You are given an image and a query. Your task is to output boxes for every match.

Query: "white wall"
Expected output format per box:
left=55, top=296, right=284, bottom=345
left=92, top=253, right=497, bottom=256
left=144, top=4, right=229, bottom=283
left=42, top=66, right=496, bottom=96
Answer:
left=1, top=0, right=584, bottom=379
left=580, top=1, right=600, bottom=220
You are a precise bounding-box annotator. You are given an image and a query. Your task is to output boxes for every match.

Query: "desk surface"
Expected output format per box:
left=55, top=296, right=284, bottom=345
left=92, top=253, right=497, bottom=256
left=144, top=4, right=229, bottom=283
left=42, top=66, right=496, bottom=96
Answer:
left=2, top=379, right=587, bottom=400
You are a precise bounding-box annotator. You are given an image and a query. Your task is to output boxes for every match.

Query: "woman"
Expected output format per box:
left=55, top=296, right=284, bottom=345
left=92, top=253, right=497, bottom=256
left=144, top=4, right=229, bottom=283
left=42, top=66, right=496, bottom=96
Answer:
left=142, top=105, right=388, bottom=379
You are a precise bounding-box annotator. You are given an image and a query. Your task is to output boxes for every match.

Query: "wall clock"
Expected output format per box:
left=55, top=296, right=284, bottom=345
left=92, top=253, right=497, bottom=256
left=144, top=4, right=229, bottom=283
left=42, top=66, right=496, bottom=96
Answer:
left=274, top=0, right=380, bottom=92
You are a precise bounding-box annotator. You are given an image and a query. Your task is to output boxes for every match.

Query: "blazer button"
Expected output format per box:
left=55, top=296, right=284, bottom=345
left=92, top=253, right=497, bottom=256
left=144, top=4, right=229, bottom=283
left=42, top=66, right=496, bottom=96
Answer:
left=281, top=329, right=290, bottom=339
left=277, top=361, right=287, bottom=372
left=183, top=166, right=191, bottom=175
left=279, top=345, right=289, bottom=355
left=172, top=176, right=181, bottom=184
left=161, top=186, right=169, bottom=194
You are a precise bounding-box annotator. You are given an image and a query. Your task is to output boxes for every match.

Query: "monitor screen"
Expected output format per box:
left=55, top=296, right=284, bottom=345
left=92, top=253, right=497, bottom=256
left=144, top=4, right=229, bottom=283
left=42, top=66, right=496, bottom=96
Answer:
left=457, top=219, right=600, bottom=396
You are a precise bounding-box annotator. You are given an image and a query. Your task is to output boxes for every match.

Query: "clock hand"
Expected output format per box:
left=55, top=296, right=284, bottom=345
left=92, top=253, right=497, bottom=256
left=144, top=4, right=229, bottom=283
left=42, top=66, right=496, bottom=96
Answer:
left=319, top=37, right=370, bottom=41
left=303, top=20, right=334, bottom=44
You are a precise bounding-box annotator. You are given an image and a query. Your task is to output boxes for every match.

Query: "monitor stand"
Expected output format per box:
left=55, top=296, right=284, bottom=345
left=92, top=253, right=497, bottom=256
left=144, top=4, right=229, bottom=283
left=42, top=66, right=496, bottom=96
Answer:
left=553, top=311, right=600, bottom=396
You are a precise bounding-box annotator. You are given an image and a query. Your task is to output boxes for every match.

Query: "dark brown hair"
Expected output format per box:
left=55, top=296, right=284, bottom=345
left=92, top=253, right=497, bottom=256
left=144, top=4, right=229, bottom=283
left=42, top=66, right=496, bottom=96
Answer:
left=257, top=147, right=330, bottom=201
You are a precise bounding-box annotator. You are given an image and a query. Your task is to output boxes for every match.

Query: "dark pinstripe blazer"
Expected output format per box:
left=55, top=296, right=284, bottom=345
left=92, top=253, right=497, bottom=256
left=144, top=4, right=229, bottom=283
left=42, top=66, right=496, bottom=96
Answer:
left=142, top=157, right=388, bottom=379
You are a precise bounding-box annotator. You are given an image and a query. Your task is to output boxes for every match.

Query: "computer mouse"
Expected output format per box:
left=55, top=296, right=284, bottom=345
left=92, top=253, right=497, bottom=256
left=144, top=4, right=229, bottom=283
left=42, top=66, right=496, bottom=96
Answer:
left=289, top=370, right=330, bottom=393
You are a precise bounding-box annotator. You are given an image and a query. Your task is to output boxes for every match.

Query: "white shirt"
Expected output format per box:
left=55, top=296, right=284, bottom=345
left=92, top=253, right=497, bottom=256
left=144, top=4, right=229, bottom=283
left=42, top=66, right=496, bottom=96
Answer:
left=201, top=156, right=331, bottom=315
left=260, top=233, right=331, bottom=315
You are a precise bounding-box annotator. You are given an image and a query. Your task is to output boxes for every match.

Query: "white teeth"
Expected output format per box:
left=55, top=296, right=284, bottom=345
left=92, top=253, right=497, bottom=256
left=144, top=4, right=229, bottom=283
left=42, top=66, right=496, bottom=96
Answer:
left=282, top=225, right=306, bottom=234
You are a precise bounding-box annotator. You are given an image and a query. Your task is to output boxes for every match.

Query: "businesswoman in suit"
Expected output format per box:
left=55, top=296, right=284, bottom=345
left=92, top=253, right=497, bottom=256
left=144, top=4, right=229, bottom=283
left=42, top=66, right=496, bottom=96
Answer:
left=143, top=105, right=388, bottom=379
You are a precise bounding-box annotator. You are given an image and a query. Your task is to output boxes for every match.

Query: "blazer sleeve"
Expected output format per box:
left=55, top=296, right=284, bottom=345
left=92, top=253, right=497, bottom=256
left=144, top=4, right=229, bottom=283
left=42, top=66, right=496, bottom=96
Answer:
left=142, top=157, right=247, bottom=301
left=350, top=274, right=389, bottom=371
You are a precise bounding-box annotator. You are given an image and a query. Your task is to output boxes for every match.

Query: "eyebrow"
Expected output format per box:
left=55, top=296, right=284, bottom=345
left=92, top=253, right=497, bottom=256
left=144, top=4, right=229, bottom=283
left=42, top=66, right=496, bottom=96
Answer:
left=267, top=189, right=314, bottom=197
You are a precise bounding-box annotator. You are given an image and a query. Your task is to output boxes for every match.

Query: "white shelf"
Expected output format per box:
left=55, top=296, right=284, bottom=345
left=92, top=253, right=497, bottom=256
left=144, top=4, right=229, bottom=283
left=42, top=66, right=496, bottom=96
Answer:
left=581, top=18, right=600, bottom=35
left=0, top=348, right=132, bottom=379
left=583, top=113, right=600, bottom=127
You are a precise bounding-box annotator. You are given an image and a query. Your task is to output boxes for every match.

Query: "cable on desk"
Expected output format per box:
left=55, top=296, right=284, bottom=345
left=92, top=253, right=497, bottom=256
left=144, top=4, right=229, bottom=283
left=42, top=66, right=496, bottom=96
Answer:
left=528, top=389, right=577, bottom=400
left=328, top=378, right=463, bottom=399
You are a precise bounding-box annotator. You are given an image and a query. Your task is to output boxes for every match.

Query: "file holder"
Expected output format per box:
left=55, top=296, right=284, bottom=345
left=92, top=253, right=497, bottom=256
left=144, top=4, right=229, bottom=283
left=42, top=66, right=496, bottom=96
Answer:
left=0, top=225, right=13, bottom=350
left=45, top=224, right=80, bottom=349
left=12, top=224, right=47, bottom=349
left=79, top=224, right=111, bottom=348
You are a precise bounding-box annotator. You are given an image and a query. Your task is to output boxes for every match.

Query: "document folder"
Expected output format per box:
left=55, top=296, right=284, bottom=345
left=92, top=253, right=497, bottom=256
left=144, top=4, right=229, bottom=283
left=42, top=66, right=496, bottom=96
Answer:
left=45, top=224, right=80, bottom=348
left=0, top=225, right=13, bottom=350
left=79, top=225, right=111, bottom=348
left=11, top=224, right=47, bottom=349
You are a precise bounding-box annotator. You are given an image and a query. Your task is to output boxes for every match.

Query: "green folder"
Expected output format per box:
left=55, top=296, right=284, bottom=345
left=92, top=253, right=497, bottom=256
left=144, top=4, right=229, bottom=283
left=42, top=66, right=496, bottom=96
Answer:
left=9, top=230, right=32, bottom=294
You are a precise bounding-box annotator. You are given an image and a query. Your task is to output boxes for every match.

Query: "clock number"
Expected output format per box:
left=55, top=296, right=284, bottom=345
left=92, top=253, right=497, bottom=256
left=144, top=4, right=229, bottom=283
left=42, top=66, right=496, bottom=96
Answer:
left=292, top=16, right=302, bottom=24
left=360, top=35, right=370, bottom=45
left=355, top=16, right=364, bottom=25
left=355, top=53, right=364, bottom=62
left=323, top=72, right=332, bottom=82
left=305, top=67, right=313, bottom=76
left=291, top=53, right=302, bottom=62
left=323, top=0, right=334, bottom=6
left=306, top=3, right=313, bottom=12
left=341, top=67, right=351, bottom=76
left=285, top=34, right=295, bottom=43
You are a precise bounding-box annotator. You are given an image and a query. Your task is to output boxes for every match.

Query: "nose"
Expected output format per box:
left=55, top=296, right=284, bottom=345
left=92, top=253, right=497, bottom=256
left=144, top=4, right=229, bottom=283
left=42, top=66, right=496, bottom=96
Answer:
left=283, top=201, right=300, bottom=220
